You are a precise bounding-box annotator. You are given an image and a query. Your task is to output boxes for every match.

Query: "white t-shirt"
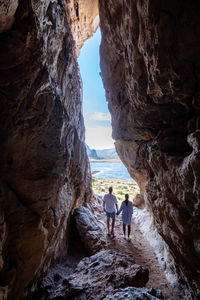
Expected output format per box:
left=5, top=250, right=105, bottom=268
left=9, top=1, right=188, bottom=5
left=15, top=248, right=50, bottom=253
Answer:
left=103, top=193, right=118, bottom=213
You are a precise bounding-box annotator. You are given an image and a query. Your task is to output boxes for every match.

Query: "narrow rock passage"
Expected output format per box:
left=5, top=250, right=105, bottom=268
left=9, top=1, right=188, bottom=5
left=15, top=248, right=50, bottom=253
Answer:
left=96, top=210, right=181, bottom=300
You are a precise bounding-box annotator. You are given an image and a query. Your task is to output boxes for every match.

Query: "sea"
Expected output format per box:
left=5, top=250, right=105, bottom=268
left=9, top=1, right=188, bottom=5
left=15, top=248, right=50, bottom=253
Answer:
left=90, top=161, right=133, bottom=180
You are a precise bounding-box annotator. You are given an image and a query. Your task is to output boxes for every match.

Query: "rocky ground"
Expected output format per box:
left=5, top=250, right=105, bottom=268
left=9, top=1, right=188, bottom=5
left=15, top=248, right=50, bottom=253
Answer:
left=98, top=211, right=180, bottom=299
left=30, top=203, right=182, bottom=300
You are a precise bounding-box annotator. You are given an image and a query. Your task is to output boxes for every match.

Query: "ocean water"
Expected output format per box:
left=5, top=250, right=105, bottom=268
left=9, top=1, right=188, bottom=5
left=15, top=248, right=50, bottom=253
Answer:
left=90, top=161, right=133, bottom=180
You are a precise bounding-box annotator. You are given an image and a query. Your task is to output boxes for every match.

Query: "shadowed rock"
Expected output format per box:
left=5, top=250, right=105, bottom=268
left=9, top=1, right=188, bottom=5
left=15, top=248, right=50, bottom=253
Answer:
left=67, top=249, right=149, bottom=300
left=74, top=205, right=106, bottom=254
left=0, top=1, right=96, bottom=299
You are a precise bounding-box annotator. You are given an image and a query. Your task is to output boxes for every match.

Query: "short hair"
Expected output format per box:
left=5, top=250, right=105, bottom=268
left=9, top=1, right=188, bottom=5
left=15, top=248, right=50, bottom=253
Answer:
left=109, top=186, right=113, bottom=193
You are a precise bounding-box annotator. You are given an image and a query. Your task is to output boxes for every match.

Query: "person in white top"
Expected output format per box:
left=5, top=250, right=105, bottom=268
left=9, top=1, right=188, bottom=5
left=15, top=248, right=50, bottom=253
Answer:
left=103, top=187, right=118, bottom=237
left=117, top=194, right=133, bottom=241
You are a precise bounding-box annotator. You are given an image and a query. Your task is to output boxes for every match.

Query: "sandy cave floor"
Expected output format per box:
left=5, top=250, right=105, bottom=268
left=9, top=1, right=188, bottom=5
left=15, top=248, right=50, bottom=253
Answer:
left=96, top=211, right=181, bottom=300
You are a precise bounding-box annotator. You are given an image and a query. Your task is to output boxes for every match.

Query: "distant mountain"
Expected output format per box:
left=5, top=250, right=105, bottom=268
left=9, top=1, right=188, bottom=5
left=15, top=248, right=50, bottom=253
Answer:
left=96, top=148, right=119, bottom=159
left=86, top=144, right=119, bottom=159
left=86, top=144, right=98, bottom=159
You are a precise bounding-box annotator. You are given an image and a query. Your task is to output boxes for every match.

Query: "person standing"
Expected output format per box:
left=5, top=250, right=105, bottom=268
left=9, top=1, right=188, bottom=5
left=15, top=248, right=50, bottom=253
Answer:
left=117, top=194, right=133, bottom=241
left=103, top=187, right=118, bottom=237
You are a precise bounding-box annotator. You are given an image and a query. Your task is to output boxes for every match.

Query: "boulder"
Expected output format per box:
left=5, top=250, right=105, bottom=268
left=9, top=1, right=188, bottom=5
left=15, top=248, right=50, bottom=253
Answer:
left=74, top=205, right=106, bottom=254
left=67, top=249, right=149, bottom=300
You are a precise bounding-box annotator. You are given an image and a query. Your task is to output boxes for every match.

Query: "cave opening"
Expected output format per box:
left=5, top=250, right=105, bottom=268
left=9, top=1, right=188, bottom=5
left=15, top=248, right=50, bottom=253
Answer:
left=78, top=28, right=140, bottom=207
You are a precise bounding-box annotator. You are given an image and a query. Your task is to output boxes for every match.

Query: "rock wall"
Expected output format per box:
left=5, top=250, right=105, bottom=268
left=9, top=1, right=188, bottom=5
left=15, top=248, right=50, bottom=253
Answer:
left=99, top=0, right=200, bottom=298
left=65, top=0, right=99, bottom=54
left=0, top=0, right=96, bottom=299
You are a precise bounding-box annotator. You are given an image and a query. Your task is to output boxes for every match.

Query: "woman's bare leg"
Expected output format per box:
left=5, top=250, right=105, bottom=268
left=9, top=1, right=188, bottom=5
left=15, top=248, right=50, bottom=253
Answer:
left=128, top=225, right=131, bottom=238
left=123, top=223, right=126, bottom=236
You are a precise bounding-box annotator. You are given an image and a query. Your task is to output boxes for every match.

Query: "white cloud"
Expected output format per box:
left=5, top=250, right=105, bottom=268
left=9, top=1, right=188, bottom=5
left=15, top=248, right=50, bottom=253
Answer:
left=85, top=126, right=114, bottom=150
left=91, top=112, right=111, bottom=122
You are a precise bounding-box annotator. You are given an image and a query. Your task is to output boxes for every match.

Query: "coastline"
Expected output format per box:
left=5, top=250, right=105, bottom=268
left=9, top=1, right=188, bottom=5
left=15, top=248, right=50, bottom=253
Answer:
left=89, top=158, right=120, bottom=162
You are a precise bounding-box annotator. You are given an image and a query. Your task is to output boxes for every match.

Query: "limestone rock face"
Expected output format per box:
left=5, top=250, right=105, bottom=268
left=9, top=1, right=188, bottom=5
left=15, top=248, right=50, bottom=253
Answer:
left=65, top=0, right=99, bottom=54
left=74, top=205, right=106, bottom=254
left=99, top=0, right=200, bottom=297
left=103, top=287, right=163, bottom=300
left=67, top=249, right=149, bottom=300
left=0, top=1, right=95, bottom=299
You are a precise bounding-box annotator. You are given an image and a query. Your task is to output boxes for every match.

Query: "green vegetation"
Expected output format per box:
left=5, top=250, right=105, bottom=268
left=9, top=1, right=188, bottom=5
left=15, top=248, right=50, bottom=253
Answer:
left=92, top=177, right=139, bottom=204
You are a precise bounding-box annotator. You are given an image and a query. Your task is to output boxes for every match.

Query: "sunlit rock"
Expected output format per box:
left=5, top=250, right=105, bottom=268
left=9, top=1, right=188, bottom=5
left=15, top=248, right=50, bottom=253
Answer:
left=65, top=0, right=99, bottom=54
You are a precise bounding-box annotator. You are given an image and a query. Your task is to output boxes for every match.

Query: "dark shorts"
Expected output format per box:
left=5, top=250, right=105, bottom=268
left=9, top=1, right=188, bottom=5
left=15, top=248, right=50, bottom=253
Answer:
left=106, top=211, right=116, bottom=219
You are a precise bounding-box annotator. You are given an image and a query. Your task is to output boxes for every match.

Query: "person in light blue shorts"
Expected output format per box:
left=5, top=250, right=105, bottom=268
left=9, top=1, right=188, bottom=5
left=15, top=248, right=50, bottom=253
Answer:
left=103, top=187, right=119, bottom=237
left=117, top=194, right=133, bottom=241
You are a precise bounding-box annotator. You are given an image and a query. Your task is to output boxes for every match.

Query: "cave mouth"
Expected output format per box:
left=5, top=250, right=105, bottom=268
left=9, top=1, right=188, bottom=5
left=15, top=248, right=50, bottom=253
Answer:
left=78, top=29, right=140, bottom=204
left=78, top=28, right=114, bottom=153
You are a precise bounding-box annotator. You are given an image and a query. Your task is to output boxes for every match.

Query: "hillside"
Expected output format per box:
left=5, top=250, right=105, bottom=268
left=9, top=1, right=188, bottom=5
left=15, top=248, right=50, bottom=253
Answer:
left=85, top=144, right=98, bottom=159
left=86, top=144, right=119, bottom=159
left=96, top=148, right=119, bottom=159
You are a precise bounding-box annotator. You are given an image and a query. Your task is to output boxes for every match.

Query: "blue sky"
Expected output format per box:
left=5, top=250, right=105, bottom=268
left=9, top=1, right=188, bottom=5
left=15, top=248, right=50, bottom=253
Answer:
left=78, top=29, right=114, bottom=150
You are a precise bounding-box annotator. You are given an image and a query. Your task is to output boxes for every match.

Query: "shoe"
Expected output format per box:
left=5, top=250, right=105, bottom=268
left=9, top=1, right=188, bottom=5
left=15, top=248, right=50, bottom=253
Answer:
left=127, top=237, right=131, bottom=242
left=107, top=233, right=111, bottom=236
left=123, top=234, right=126, bottom=240
left=111, top=232, right=115, bottom=237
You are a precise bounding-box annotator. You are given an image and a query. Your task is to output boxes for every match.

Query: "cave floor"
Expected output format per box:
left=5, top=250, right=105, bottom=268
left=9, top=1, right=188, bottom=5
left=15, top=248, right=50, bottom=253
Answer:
left=96, top=211, right=181, bottom=300
left=34, top=208, right=182, bottom=300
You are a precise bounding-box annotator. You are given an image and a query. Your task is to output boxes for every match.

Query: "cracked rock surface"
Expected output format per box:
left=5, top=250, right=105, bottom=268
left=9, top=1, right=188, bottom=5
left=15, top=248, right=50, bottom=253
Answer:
left=99, top=0, right=200, bottom=297
left=67, top=249, right=149, bottom=300
left=0, top=1, right=96, bottom=299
